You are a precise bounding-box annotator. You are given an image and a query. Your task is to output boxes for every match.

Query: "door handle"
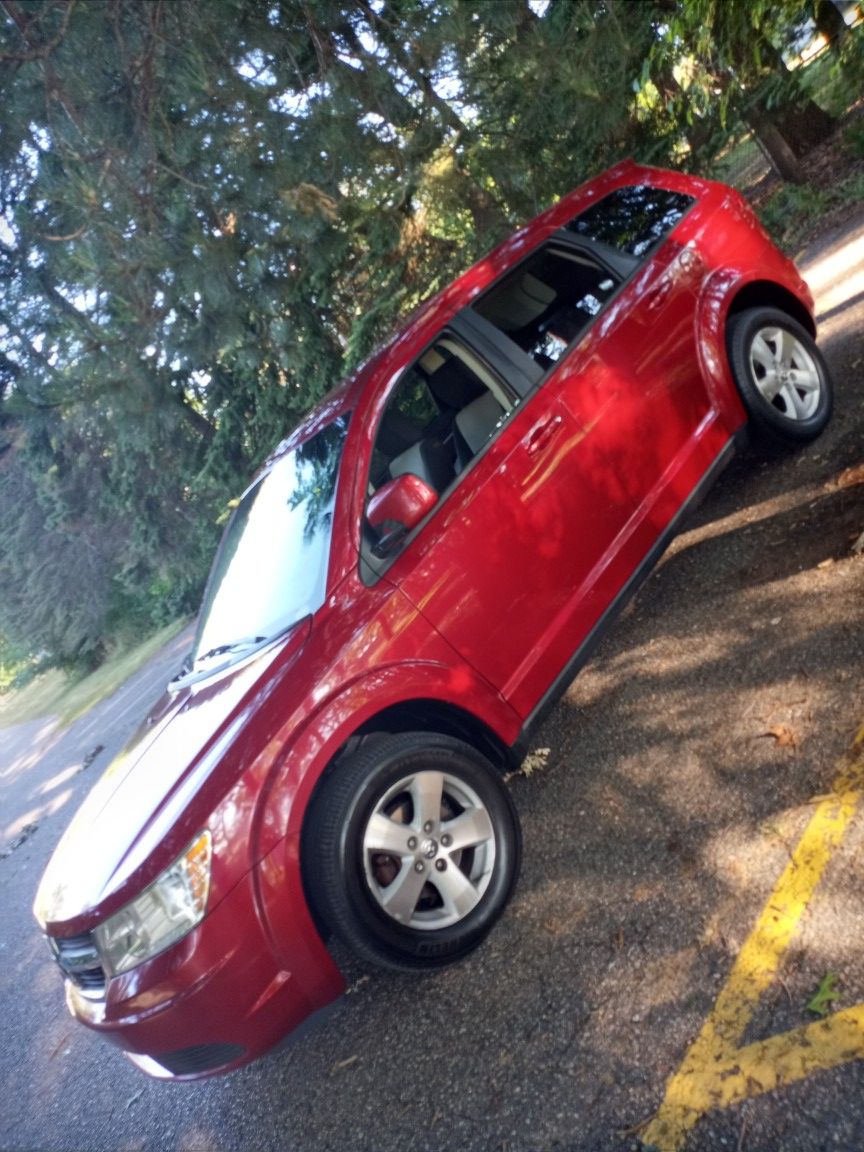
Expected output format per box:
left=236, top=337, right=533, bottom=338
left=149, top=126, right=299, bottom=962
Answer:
left=646, top=276, right=673, bottom=311
left=526, top=413, right=563, bottom=455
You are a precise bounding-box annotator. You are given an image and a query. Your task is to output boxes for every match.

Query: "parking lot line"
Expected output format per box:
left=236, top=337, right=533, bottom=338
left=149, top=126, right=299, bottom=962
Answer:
left=642, top=724, right=864, bottom=1152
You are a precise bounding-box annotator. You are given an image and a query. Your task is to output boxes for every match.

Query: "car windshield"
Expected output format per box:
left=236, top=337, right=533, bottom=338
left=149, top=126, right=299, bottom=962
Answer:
left=191, top=416, right=349, bottom=670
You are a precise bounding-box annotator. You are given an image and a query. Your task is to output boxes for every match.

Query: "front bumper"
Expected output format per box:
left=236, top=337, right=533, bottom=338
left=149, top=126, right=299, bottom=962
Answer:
left=59, top=863, right=344, bottom=1079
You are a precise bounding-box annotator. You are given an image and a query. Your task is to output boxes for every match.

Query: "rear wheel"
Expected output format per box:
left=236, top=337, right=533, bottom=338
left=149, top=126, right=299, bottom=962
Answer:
left=727, top=307, right=833, bottom=447
left=304, top=733, right=521, bottom=971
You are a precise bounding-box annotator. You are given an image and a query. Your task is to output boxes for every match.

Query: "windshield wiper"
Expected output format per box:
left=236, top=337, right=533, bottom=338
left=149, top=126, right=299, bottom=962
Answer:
left=194, top=635, right=267, bottom=667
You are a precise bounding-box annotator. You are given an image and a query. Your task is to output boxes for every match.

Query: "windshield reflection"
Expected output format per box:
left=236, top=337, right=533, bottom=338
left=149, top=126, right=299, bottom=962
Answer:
left=191, top=416, right=349, bottom=670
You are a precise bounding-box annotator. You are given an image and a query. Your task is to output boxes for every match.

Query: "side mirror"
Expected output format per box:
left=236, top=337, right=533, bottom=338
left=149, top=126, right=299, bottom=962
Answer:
left=367, top=473, right=437, bottom=557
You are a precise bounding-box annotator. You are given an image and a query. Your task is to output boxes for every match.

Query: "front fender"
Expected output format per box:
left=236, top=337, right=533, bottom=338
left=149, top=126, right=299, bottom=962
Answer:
left=251, top=653, right=520, bottom=966
left=255, top=655, right=521, bottom=858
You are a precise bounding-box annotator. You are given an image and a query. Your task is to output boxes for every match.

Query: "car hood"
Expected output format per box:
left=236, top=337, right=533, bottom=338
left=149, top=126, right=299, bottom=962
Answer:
left=34, top=624, right=310, bottom=935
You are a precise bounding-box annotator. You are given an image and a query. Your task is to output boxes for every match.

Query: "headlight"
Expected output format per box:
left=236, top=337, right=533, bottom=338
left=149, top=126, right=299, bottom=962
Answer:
left=94, top=831, right=212, bottom=976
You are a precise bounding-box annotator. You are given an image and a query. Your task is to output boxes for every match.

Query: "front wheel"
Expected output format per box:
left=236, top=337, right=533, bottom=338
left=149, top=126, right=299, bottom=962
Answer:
left=303, top=733, right=521, bottom=971
left=726, top=306, right=833, bottom=447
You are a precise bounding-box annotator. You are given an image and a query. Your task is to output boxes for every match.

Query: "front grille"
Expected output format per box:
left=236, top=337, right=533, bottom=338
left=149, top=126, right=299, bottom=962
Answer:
left=49, top=932, right=107, bottom=998
left=152, top=1043, right=246, bottom=1076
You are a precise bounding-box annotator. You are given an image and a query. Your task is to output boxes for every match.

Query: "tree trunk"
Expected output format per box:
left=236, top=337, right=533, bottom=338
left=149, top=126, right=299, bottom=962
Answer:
left=744, top=106, right=806, bottom=182
left=813, top=0, right=850, bottom=46
left=769, top=94, right=837, bottom=155
left=729, top=23, right=838, bottom=158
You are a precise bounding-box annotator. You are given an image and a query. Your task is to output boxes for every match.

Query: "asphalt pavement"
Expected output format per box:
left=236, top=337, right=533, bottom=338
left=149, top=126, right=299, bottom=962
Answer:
left=1, top=216, right=863, bottom=1152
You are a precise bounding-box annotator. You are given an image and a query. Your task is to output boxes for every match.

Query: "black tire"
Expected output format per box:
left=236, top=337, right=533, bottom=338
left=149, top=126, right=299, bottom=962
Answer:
left=726, top=306, right=833, bottom=447
left=303, top=733, right=521, bottom=971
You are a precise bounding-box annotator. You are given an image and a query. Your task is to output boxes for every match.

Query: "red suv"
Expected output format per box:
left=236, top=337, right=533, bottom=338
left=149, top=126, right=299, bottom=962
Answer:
left=35, top=161, right=833, bottom=1079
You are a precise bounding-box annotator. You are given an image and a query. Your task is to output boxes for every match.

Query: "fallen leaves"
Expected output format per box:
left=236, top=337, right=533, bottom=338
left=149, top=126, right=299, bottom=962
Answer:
left=806, top=972, right=840, bottom=1018
left=760, top=724, right=799, bottom=749
left=517, top=746, right=551, bottom=778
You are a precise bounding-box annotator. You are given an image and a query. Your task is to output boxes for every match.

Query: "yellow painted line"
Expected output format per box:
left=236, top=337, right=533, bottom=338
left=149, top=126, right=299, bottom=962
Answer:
left=642, top=725, right=864, bottom=1152
left=653, top=1005, right=864, bottom=1120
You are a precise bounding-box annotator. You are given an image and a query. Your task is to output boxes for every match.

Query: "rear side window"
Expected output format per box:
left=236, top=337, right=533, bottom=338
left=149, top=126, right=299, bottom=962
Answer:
left=472, top=246, right=619, bottom=369
left=565, top=185, right=695, bottom=258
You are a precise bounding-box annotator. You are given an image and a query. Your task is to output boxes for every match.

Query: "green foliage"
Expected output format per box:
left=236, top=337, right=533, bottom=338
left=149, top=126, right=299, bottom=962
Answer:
left=843, top=118, right=864, bottom=159
left=758, top=169, right=864, bottom=248
left=806, top=972, right=840, bottom=1017
left=0, top=618, right=187, bottom=727
left=638, top=0, right=850, bottom=178
left=0, top=632, right=47, bottom=693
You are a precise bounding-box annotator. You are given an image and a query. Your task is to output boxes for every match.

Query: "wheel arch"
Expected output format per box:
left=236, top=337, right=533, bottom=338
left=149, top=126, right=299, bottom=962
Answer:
left=348, top=698, right=516, bottom=773
left=297, top=697, right=517, bottom=847
left=257, top=664, right=521, bottom=853
left=725, top=280, right=815, bottom=338
left=253, top=663, right=520, bottom=960
left=694, top=270, right=817, bottom=435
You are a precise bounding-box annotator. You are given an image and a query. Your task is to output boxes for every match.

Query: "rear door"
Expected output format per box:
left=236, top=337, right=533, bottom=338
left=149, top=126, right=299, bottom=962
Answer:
left=471, top=184, right=712, bottom=546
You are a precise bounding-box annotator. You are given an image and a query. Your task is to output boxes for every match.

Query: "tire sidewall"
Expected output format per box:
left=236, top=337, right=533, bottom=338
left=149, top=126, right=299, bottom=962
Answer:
left=321, top=736, right=521, bottom=969
left=727, top=307, right=833, bottom=445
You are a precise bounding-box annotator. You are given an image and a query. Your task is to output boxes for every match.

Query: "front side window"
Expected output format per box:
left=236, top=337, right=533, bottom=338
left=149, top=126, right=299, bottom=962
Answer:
left=565, top=184, right=695, bottom=258
left=368, top=337, right=514, bottom=503
left=191, top=416, right=349, bottom=672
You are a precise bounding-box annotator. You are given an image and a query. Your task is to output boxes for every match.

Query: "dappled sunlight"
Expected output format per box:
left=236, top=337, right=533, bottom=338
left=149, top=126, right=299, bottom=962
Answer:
left=511, top=867, right=653, bottom=927
left=35, top=763, right=84, bottom=798
left=670, top=477, right=820, bottom=553
left=1, top=716, right=61, bottom=781
left=0, top=1, right=861, bottom=1144
left=626, top=947, right=702, bottom=1015
left=560, top=462, right=864, bottom=817
left=615, top=744, right=725, bottom=804
left=797, top=885, right=864, bottom=967
left=699, top=811, right=812, bottom=904
left=642, top=731, right=864, bottom=1149
left=802, top=221, right=864, bottom=326
left=4, top=789, right=74, bottom=842
left=608, top=626, right=739, bottom=682
left=177, top=1127, right=221, bottom=1151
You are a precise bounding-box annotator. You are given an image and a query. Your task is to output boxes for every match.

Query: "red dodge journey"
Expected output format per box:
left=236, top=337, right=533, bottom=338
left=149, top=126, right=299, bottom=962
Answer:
left=35, top=161, right=833, bottom=1078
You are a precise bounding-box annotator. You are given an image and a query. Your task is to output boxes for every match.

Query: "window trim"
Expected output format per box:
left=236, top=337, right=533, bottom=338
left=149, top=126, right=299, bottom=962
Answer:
left=562, top=184, right=697, bottom=261
left=467, top=232, right=635, bottom=389
left=359, top=326, right=523, bottom=585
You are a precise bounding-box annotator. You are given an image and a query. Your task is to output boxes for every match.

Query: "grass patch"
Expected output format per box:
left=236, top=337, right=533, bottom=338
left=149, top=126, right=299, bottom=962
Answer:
left=757, top=169, right=864, bottom=252
left=711, top=131, right=771, bottom=192
left=799, top=50, right=852, bottom=119
left=0, top=619, right=189, bottom=730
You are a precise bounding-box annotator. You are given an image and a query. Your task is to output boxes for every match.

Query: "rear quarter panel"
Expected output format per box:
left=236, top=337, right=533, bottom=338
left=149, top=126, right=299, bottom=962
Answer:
left=679, top=187, right=816, bottom=434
